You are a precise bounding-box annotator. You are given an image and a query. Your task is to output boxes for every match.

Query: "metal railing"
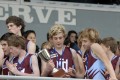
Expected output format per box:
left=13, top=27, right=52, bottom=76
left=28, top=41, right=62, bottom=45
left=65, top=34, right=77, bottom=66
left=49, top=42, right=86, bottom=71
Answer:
left=0, top=75, right=92, bottom=80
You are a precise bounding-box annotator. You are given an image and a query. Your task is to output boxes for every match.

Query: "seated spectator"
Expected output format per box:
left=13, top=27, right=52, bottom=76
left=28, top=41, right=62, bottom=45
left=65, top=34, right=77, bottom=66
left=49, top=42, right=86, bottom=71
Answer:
left=64, top=30, right=79, bottom=52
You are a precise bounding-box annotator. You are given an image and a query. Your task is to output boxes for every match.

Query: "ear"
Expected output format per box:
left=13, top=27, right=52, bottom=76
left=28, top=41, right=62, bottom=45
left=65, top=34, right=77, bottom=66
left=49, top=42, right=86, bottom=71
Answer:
left=18, top=25, right=22, bottom=30
left=107, top=46, right=110, bottom=50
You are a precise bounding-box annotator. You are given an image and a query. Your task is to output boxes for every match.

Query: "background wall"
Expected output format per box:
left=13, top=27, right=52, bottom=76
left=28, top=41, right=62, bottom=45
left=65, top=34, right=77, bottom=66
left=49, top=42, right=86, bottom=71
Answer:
left=0, top=1, right=120, bottom=48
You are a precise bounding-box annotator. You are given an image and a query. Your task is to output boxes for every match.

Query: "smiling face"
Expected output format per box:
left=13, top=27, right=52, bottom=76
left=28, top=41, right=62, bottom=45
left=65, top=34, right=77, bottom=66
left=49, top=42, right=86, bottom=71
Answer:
left=81, top=37, right=92, bottom=50
left=69, top=33, right=77, bottom=43
left=27, top=33, right=36, bottom=43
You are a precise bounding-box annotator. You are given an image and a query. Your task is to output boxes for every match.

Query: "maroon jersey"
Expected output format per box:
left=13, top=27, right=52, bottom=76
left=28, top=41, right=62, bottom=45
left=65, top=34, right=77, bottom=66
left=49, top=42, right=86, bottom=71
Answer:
left=105, top=55, right=119, bottom=80
left=2, top=57, right=10, bottom=75
left=111, top=55, right=119, bottom=70
left=2, top=56, right=14, bottom=75
left=13, top=53, right=33, bottom=74
left=49, top=47, right=74, bottom=72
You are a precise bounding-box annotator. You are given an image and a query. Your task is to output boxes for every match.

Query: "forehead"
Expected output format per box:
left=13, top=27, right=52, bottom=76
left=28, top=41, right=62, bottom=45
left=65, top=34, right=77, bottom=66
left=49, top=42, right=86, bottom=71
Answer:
left=81, top=37, right=89, bottom=41
left=9, top=46, right=17, bottom=49
left=27, top=33, right=36, bottom=37
left=70, top=33, right=76, bottom=36
left=7, top=22, right=16, bottom=25
left=0, top=40, right=8, bottom=44
left=52, top=33, right=64, bottom=38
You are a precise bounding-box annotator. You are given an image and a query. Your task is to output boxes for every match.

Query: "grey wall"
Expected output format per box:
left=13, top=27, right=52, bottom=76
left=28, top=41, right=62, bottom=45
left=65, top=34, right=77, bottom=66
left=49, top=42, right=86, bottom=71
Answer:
left=0, top=2, right=120, bottom=48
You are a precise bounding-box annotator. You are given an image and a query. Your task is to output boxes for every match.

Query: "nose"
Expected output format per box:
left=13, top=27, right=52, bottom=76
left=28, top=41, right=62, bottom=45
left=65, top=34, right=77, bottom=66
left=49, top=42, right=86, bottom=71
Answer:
left=2, top=46, right=5, bottom=51
left=7, top=26, right=12, bottom=31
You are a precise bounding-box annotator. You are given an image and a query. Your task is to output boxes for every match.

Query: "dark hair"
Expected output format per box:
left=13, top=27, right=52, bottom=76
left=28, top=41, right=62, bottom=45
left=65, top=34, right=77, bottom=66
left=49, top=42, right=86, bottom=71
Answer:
left=65, top=30, right=78, bottom=45
left=6, top=16, right=25, bottom=35
left=67, top=30, right=78, bottom=39
left=47, top=32, right=49, bottom=41
left=0, top=32, right=14, bottom=41
left=23, top=30, right=36, bottom=39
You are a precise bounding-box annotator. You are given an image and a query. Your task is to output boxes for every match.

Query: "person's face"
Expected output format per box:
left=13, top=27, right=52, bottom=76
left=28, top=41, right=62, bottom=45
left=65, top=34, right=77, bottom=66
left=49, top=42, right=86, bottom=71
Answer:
left=7, top=23, right=21, bottom=35
left=0, top=40, right=9, bottom=55
left=27, top=33, right=36, bottom=43
left=9, top=46, right=19, bottom=57
left=51, top=33, right=65, bottom=49
left=70, top=33, right=76, bottom=43
left=81, top=37, right=92, bottom=50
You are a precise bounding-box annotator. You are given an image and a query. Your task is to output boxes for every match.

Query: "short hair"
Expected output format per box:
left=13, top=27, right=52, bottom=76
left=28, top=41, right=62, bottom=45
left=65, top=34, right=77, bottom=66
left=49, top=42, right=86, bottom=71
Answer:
left=48, top=24, right=66, bottom=38
left=101, top=37, right=117, bottom=53
left=0, top=32, right=14, bottom=41
left=79, top=28, right=99, bottom=43
left=6, top=16, right=25, bottom=35
left=23, top=30, right=36, bottom=39
left=7, top=35, right=26, bottom=50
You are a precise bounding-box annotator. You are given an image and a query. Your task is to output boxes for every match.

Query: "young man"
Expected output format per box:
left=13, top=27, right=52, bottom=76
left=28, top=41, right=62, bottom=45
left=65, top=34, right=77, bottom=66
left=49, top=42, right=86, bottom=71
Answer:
left=47, top=24, right=85, bottom=78
left=101, top=37, right=120, bottom=79
left=6, top=16, right=36, bottom=54
left=79, top=28, right=117, bottom=80
left=6, top=35, right=40, bottom=76
left=0, top=32, right=14, bottom=75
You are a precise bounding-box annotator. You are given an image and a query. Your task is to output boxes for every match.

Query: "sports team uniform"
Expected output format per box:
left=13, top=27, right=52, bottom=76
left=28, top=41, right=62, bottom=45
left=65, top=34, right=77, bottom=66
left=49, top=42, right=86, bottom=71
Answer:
left=49, top=47, right=74, bottom=72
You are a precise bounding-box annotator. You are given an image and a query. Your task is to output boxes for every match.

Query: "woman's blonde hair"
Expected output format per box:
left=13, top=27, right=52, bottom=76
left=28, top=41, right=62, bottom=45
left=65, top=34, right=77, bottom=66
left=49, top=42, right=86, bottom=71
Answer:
left=48, top=24, right=66, bottom=38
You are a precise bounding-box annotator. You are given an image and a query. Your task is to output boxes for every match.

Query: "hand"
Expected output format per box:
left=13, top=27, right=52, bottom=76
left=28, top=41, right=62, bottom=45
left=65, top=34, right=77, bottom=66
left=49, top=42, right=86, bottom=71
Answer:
left=6, top=60, right=18, bottom=75
left=41, top=60, right=55, bottom=76
left=109, top=78, right=118, bottom=80
left=47, top=60, right=55, bottom=69
left=68, top=67, right=76, bottom=77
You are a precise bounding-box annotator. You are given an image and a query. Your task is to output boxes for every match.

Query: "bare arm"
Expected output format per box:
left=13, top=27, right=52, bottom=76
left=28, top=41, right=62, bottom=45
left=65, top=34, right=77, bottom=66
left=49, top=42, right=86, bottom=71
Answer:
left=70, top=48, right=85, bottom=78
left=91, top=43, right=117, bottom=79
left=27, top=41, right=36, bottom=54
left=6, top=55, right=40, bottom=76
left=115, top=58, right=120, bottom=79
left=0, top=44, right=4, bottom=67
left=41, top=60, right=54, bottom=77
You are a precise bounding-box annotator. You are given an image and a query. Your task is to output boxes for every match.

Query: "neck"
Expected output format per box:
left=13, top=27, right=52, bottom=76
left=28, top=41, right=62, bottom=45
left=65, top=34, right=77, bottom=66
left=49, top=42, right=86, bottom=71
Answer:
left=54, top=46, right=65, bottom=55
left=55, top=45, right=65, bottom=50
left=17, top=32, right=22, bottom=36
left=106, top=51, right=115, bottom=60
left=18, top=50, right=26, bottom=59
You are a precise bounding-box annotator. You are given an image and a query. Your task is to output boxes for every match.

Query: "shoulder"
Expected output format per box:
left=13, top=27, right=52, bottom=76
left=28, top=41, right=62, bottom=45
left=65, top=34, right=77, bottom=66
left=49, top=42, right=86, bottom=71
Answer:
left=91, top=43, right=100, bottom=48
left=91, top=43, right=102, bottom=51
left=69, top=48, right=78, bottom=58
left=70, top=48, right=77, bottom=54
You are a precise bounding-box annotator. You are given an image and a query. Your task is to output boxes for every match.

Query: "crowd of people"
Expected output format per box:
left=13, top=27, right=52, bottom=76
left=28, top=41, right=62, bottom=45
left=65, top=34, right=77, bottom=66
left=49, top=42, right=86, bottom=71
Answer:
left=0, top=16, right=120, bottom=80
